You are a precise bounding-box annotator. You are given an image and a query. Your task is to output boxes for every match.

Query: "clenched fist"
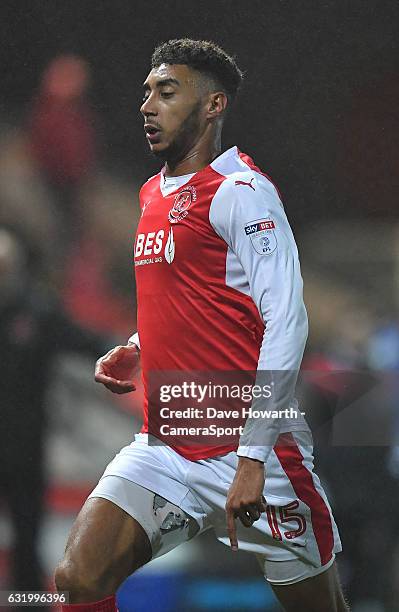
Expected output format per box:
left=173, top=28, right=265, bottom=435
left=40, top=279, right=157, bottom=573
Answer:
left=95, top=344, right=140, bottom=394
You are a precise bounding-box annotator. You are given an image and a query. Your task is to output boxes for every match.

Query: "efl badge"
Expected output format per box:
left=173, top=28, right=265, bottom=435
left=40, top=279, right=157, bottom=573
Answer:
left=244, top=219, right=277, bottom=255
left=168, top=185, right=197, bottom=223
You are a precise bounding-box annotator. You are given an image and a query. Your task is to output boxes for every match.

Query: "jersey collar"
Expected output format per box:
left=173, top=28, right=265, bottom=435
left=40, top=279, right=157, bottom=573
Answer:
left=159, top=146, right=238, bottom=197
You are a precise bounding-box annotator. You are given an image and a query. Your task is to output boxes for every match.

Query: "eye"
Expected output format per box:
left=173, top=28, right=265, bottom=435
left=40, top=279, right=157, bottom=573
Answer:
left=142, top=94, right=150, bottom=102
left=161, top=91, right=174, bottom=99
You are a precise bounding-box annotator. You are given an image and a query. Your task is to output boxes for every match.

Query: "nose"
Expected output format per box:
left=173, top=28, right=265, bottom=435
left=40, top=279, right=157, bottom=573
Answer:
left=140, top=94, right=157, bottom=117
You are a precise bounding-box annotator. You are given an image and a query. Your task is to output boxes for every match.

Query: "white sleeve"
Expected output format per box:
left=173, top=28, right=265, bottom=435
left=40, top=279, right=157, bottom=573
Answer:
left=209, top=173, right=308, bottom=462
left=128, top=331, right=140, bottom=349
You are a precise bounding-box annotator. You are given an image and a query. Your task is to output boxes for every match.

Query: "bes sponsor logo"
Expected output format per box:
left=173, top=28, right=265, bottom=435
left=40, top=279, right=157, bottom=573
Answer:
left=135, top=230, right=164, bottom=257
left=134, top=229, right=175, bottom=266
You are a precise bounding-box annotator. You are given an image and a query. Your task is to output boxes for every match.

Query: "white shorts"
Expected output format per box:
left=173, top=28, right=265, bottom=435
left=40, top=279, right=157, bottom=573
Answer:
left=88, top=430, right=341, bottom=585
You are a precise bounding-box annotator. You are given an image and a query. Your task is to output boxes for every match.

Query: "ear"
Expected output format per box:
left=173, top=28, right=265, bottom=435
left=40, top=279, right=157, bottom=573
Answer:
left=206, top=92, right=228, bottom=119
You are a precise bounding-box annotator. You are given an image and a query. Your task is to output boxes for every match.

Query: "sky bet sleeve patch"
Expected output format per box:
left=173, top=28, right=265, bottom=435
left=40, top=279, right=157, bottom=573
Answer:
left=244, top=219, right=277, bottom=255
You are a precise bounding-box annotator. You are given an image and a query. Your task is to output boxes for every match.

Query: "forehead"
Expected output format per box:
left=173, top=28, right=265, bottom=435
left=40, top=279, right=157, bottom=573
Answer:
left=143, top=63, right=199, bottom=88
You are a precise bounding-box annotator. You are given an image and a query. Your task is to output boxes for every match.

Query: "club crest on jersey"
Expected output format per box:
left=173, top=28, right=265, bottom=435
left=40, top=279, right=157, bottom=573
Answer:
left=244, top=219, right=277, bottom=255
left=168, top=185, right=197, bottom=224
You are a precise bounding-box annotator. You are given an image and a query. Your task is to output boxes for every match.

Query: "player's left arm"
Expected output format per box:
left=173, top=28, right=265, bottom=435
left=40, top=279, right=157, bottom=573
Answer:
left=210, top=173, right=308, bottom=549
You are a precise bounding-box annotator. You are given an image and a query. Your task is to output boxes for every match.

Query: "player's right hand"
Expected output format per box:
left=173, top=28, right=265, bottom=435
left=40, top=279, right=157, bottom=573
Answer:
left=95, top=344, right=140, bottom=394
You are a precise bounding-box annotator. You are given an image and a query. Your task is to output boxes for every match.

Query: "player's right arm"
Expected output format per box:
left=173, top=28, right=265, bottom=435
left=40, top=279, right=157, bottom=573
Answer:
left=94, top=333, right=140, bottom=394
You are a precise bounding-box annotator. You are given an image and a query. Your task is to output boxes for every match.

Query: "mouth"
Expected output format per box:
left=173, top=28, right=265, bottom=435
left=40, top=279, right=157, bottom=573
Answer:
left=144, top=124, right=162, bottom=143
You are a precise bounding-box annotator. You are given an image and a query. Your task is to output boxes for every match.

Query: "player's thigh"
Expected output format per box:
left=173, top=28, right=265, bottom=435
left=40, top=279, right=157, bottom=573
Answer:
left=61, top=495, right=152, bottom=586
left=269, top=561, right=349, bottom=612
left=87, top=476, right=201, bottom=560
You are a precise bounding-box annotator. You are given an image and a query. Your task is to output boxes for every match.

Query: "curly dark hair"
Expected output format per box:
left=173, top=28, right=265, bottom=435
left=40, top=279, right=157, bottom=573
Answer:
left=151, top=38, right=244, bottom=101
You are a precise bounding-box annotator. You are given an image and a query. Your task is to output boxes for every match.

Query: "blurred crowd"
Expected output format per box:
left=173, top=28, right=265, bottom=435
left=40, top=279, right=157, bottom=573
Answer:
left=1, top=55, right=138, bottom=337
left=0, top=55, right=140, bottom=604
left=0, top=54, right=398, bottom=612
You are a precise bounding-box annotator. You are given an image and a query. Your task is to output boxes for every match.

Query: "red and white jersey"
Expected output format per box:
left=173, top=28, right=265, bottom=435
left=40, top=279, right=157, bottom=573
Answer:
left=132, top=146, right=309, bottom=461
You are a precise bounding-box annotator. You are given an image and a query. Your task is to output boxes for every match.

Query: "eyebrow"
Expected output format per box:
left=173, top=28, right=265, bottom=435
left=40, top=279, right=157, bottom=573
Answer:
left=143, top=77, right=180, bottom=91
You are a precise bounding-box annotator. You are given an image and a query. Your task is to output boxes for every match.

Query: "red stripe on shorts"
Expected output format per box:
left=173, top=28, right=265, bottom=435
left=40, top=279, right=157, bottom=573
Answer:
left=274, top=432, right=334, bottom=566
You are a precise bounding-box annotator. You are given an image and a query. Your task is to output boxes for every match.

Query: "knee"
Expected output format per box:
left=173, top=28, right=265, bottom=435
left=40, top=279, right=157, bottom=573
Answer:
left=54, top=557, right=109, bottom=602
left=54, top=559, right=70, bottom=592
left=54, top=558, right=86, bottom=599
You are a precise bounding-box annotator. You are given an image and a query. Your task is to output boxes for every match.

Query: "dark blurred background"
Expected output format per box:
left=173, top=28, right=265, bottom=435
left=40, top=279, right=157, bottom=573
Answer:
left=0, top=1, right=398, bottom=611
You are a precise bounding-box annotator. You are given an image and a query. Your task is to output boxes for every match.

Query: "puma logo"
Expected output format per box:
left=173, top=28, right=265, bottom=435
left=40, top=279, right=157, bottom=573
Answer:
left=141, top=201, right=150, bottom=217
left=235, top=177, right=255, bottom=191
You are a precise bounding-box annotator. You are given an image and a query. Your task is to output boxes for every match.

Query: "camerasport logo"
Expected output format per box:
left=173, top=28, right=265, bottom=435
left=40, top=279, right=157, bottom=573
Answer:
left=168, top=185, right=197, bottom=223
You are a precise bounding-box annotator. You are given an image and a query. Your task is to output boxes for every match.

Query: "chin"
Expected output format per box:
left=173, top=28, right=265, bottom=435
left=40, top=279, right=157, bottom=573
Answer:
left=149, top=142, right=170, bottom=161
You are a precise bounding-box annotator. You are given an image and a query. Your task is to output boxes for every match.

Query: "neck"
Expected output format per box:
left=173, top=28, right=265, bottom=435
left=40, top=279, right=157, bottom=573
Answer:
left=164, top=129, right=222, bottom=177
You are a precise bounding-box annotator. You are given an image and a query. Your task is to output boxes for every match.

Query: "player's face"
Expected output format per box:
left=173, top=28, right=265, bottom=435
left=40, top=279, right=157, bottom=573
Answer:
left=140, top=64, right=206, bottom=160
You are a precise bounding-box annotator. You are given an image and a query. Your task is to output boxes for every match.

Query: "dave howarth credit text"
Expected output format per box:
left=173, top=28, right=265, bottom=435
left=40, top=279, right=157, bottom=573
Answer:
left=159, top=406, right=300, bottom=420
left=155, top=380, right=302, bottom=437
left=158, top=405, right=300, bottom=438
